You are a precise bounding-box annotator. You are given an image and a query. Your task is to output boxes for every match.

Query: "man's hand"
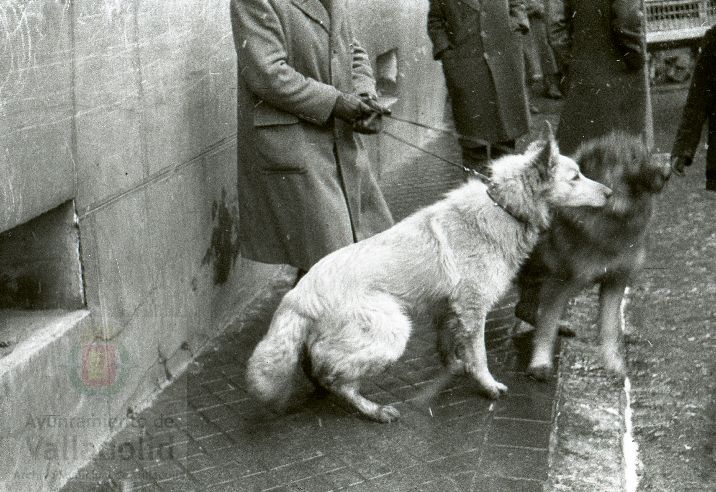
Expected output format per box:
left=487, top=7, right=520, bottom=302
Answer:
left=332, top=92, right=373, bottom=122
left=670, top=155, right=692, bottom=176
left=351, top=94, right=391, bottom=134
left=353, top=112, right=382, bottom=134
left=359, top=94, right=392, bottom=116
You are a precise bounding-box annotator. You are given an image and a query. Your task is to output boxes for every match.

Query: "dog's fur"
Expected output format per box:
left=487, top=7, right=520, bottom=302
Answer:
left=515, top=132, right=671, bottom=380
left=246, top=127, right=612, bottom=422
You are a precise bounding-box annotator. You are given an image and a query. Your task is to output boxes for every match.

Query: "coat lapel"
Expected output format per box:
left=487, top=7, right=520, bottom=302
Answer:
left=291, top=0, right=330, bottom=32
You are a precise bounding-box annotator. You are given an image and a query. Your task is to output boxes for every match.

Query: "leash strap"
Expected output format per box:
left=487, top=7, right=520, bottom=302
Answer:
left=382, top=129, right=491, bottom=182
left=385, top=114, right=517, bottom=159
left=383, top=116, right=542, bottom=231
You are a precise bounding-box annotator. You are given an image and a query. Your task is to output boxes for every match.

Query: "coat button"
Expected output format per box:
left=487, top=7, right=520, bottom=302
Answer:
left=483, top=53, right=489, bottom=60
left=480, top=31, right=486, bottom=38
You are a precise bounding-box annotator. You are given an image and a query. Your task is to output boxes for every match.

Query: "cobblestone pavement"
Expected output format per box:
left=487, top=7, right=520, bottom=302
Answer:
left=62, top=102, right=563, bottom=492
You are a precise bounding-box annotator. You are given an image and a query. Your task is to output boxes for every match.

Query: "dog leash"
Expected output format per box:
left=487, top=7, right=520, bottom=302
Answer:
left=382, top=126, right=490, bottom=182
left=382, top=115, right=538, bottom=230
left=384, top=114, right=517, bottom=164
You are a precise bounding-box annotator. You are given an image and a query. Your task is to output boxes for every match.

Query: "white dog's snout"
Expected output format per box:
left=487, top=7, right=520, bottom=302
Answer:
left=569, top=175, right=614, bottom=208
left=592, top=181, right=613, bottom=206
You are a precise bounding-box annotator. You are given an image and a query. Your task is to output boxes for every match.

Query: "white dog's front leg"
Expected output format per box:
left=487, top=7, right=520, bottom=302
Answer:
left=454, top=308, right=507, bottom=399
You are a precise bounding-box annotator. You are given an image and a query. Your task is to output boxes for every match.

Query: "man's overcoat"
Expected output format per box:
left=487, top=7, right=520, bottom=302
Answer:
left=230, top=0, right=393, bottom=271
left=427, top=0, right=530, bottom=146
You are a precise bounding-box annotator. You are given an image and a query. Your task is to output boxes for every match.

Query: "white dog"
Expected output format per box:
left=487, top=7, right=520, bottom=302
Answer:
left=246, top=126, right=612, bottom=422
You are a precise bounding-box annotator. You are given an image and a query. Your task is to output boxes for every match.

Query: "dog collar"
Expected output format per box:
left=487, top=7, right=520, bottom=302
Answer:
left=486, top=183, right=546, bottom=232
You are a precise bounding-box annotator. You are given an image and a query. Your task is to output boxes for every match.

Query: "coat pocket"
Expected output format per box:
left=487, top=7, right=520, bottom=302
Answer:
left=253, top=103, right=300, bottom=127
left=253, top=104, right=307, bottom=174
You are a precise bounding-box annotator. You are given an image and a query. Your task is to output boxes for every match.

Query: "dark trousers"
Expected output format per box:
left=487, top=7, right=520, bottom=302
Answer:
left=293, top=268, right=307, bottom=288
left=462, top=140, right=516, bottom=178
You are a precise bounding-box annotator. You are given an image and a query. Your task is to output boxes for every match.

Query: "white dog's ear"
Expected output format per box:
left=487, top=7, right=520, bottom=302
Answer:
left=533, top=123, right=558, bottom=179
left=541, top=121, right=559, bottom=155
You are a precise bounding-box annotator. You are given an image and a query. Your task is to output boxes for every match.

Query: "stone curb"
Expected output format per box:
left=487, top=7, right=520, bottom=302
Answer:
left=546, top=291, right=637, bottom=491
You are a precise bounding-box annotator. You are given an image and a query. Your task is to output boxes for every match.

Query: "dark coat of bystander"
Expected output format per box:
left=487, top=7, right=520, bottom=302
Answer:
left=546, top=0, right=649, bottom=155
left=671, top=24, right=716, bottom=190
left=427, top=0, right=530, bottom=147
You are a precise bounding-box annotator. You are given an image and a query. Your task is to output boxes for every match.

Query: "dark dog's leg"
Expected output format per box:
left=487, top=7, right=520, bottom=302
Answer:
left=514, top=257, right=543, bottom=327
left=529, top=278, right=579, bottom=380
left=515, top=261, right=576, bottom=337
left=435, top=302, right=461, bottom=369
left=598, top=277, right=628, bottom=376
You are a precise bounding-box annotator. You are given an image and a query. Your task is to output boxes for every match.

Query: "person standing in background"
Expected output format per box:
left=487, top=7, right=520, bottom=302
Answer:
left=546, top=0, right=649, bottom=155
left=671, top=24, right=716, bottom=192
left=427, top=0, right=531, bottom=177
left=230, top=0, right=394, bottom=281
left=524, top=0, right=563, bottom=100
left=514, top=0, right=650, bottom=328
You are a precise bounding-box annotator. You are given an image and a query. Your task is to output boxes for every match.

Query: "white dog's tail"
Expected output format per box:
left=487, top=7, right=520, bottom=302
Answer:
left=246, top=302, right=310, bottom=409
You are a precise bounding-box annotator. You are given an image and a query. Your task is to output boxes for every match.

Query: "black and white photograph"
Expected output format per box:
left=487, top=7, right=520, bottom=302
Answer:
left=0, top=0, right=714, bottom=490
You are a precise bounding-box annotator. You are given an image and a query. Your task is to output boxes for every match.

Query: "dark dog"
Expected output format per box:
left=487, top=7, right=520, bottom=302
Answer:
left=515, top=132, right=671, bottom=379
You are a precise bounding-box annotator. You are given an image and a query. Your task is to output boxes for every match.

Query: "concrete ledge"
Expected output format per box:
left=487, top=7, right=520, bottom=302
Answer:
left=548, top=338, right=626, bottom=490
left=0, top=310, right=88, bottom=373
left=547, top=290, right=634, bottom=490
left=0, top=260, right=291, bottom=491
left=1, top=309, right=95, bottom=491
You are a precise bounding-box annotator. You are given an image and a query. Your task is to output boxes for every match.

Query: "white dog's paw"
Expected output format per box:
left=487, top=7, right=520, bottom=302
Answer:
left=374, top=405, right=401, bottom=423
left=527, top=363, right=554, bottom=381
left=477, top=374, right=508, bottom=399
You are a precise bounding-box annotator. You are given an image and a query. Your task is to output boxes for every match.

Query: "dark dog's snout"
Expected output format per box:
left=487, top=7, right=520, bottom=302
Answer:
left=650, top=157, right=672, bottom=192
left=661, top=160, right=673, bottom=181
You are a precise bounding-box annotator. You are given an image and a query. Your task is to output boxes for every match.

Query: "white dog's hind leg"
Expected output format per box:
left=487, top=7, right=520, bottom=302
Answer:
left=308, top=294, right=411, bottom=422
left=328, top=381, right=401, bottom=423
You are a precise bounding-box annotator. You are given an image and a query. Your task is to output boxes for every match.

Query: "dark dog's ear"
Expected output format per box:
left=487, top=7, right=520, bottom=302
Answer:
left=533, top=122, right=558, bottom=179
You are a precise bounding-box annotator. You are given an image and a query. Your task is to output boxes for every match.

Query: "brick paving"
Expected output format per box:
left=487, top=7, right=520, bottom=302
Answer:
left=62, top=101, right=562, bottom=492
